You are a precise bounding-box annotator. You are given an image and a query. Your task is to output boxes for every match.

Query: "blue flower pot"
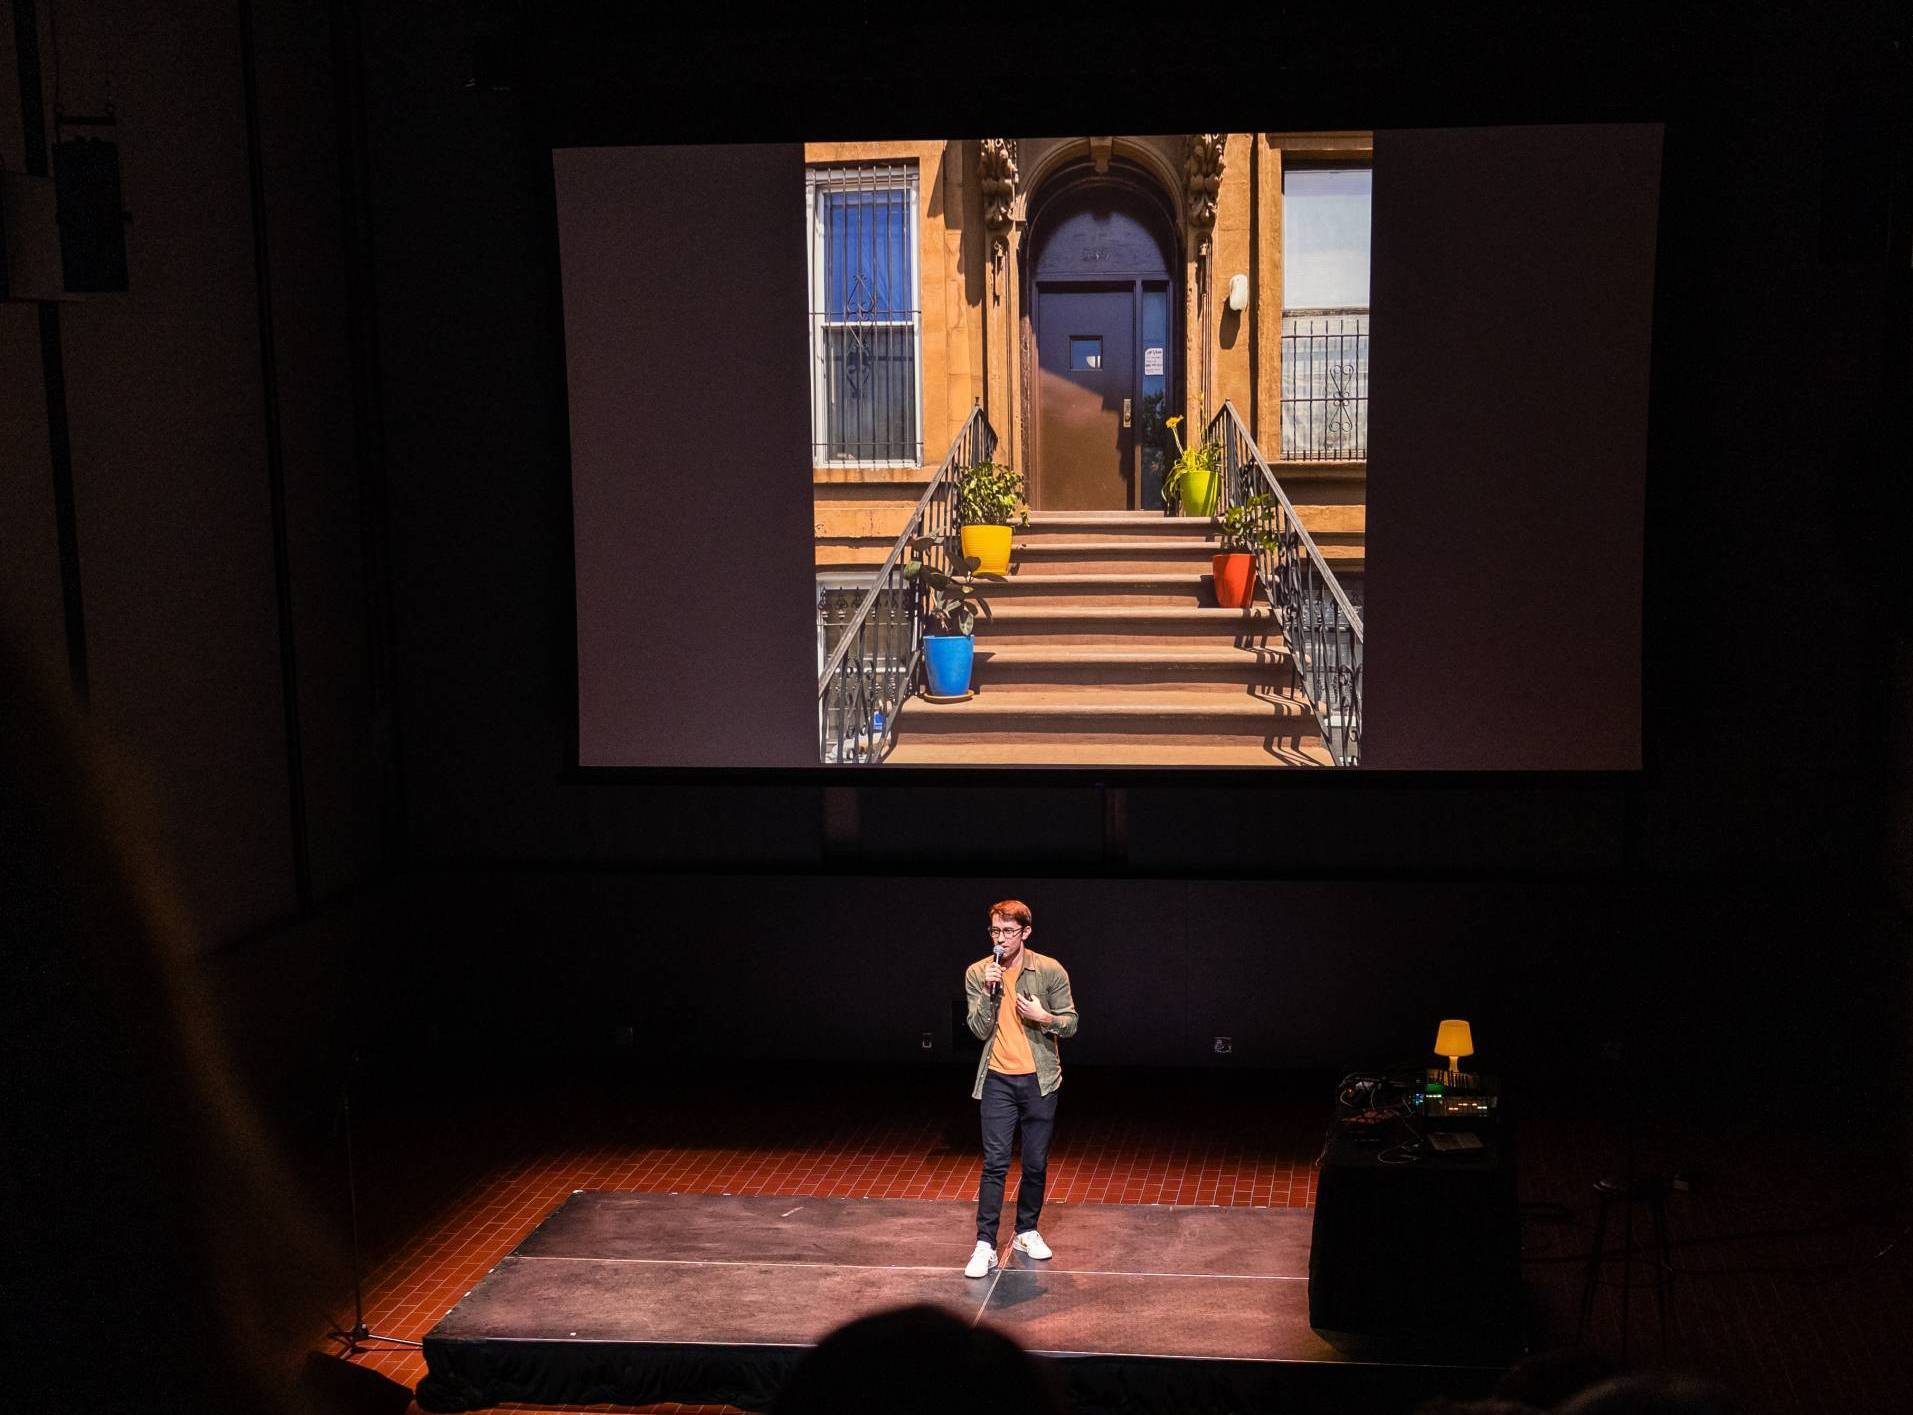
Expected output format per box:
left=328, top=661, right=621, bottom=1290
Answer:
left=923, top=634, right=975, bottom=697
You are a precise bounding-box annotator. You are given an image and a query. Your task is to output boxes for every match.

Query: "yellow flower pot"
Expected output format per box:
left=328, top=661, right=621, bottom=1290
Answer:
left=959, top=524, right=1013, bottom=576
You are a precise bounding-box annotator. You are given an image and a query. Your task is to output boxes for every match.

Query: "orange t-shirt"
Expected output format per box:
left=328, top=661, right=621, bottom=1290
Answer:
left=987, top=955, right=1037, bottom=1076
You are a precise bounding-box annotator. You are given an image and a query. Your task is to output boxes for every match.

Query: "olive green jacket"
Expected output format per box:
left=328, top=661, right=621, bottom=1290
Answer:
left=964, top=947, right=1079, bottom=1100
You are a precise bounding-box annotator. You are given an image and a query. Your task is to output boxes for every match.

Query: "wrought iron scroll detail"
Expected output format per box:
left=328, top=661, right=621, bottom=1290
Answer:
left=1280, top=309, right=1369, bottom=460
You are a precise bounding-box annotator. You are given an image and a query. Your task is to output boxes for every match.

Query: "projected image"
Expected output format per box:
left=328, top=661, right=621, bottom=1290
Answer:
left=561, top=126, right=1655, bottom=771
left=813, top=136, right=1369, bottom=767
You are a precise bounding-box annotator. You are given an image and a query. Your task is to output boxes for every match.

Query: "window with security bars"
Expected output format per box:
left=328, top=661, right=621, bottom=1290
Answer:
left=807, top=164, right=922, bottom=465
left=1282, top=167, right=1371, bottom=460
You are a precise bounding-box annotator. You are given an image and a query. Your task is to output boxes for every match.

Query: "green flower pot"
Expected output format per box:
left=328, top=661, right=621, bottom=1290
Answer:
left=1178, top=469, right=1219, bottom=518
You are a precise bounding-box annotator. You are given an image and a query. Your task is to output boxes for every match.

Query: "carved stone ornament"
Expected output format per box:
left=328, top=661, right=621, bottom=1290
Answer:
left=1089, top=135, right=1113, bottom=174
left=979, top=138, right=1020, bottom=304
left=1184, top=133, right=1227, bottom=231
left=979, top=138, right=1019, bottom=251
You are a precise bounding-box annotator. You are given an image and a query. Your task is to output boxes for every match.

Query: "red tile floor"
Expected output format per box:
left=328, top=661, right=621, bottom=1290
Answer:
left=315, top=1064, right=1912, bottom=1415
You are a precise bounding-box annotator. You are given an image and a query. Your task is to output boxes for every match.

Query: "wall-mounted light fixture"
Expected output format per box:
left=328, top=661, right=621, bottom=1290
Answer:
left=1227, top=272, right=1249, bottom=312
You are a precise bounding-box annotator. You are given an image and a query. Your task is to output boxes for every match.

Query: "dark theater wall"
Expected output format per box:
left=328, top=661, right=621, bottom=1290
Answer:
left=354, top=7, right=825, bottom=860
left=1, top=0, right=386, bottom=948
left=386, top=867, right=1904, bottom=1115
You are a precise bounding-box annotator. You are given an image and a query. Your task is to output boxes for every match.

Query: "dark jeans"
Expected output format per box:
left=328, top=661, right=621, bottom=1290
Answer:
left=975, top=1069, right=1059, bottom=1244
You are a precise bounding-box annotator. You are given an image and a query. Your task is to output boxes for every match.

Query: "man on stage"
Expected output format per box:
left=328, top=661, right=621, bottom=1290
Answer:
left=962, top=899, right=1079, bottom=1278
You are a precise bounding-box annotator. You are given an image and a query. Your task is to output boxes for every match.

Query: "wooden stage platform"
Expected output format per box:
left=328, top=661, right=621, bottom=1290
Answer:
left=416, top=1191, right=1509, bottom=1413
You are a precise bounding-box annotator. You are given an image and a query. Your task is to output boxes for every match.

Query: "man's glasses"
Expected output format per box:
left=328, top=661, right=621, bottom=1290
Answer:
left=988, top=926, right=1026, bottom=937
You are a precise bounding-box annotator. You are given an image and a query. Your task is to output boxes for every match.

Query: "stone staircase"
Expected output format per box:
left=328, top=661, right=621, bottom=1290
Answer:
left=885, top=511, right=1338, bottom=766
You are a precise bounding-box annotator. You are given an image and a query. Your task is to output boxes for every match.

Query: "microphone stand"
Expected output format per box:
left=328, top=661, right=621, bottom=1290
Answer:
left=326, top=1053, right=422, bottom=1358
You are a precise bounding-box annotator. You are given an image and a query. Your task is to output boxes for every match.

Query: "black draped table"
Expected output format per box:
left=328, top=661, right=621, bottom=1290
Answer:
left=1307, top=1110, right=1523, bottom=1359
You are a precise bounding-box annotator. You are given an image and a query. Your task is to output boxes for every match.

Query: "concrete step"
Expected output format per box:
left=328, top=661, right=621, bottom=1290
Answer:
left=893, top=689, right=1323, bottom=746
left=1008, top=540, right=1361, bottom=576
left=973, top=645, right=1294, bottom=693
left=1034, top=503, right=1364, bottom=540
left=978, top=605, right=1279, bottom=646
left=882, top=738, right=1336, bottom=766
left=1011, top=539, right=1221, bottom=574
left=1022, top=511, right=1219, bottom=538
left=982, top=573, right=1232, bottom=608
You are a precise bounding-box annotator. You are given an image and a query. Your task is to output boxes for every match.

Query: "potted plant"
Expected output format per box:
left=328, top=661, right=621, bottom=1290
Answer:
left=902, top=537, right=1000, bottom=698
left=1162, top=415, right=1222, bottom=518
left=1213, top=493, right=1276, bottom=608
left=954, top=460, right=1028, bottom=576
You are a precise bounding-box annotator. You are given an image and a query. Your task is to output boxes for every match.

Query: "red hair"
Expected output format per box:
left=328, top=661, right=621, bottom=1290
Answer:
left=988, top=899, right=1032, bottom=928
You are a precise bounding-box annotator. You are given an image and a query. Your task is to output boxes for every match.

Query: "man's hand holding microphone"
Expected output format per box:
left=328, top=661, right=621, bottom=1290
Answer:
left=983, top=943, right=1053, bottom=1026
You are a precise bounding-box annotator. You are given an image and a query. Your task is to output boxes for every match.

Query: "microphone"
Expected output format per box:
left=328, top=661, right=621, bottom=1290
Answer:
left=990, top=942, right=1004, bottom=1000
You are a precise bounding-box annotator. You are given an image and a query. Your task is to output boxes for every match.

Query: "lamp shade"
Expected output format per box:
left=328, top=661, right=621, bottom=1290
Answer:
left=1434, top=1019, right=1475, bottom=1060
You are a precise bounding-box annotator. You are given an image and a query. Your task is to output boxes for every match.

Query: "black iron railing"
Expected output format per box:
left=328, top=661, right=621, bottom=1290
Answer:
left=1205, top=401, right=1364, bottom=765
left=1281, top=308, right=1368, bottom=461
left=817, top=406, right=997, bottom=763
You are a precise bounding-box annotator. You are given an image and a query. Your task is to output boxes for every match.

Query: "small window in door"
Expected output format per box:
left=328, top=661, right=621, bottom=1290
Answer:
left=1069, top=337, right=1102, bottom=370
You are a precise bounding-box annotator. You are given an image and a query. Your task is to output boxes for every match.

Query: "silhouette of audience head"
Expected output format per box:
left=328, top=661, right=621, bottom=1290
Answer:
left=1495, top=1349, right=1623, bottom=1409
left=771, top=1302, right=1067, bottom=1415
left=1415, top=1398, right=1547, bottom=1415
left=1559, top=1373, right=1741, bottom=1415
left=1420, top=1363, right=1738, bottom=1415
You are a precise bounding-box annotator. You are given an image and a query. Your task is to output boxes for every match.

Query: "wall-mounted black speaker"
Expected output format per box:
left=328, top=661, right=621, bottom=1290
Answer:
left=53, top=137, right=130, bottom=293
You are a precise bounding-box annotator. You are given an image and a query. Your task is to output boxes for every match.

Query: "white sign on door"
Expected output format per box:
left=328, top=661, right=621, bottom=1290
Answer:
left=1143, top=347, right=1164, bottom=376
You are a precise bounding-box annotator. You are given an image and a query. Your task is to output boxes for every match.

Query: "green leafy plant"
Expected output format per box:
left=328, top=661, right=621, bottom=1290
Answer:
left=1160, top=414, right=1222, bottom=509
left=1219, top=494, right=1279, bottom=553
left=901, top=537, right=1001, bottom=637
left=954, top=460, right=1030, bottom=528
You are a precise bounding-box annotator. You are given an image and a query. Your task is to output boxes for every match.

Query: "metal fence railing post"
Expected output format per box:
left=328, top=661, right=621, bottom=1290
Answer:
left=1206, top=401, right=1364, bottom=765
left=818, top=406, right=995, bottom=764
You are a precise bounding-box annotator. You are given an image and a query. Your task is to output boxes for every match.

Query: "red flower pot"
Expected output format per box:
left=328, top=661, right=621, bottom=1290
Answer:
left=1211, top=552, right=1256, bottom=608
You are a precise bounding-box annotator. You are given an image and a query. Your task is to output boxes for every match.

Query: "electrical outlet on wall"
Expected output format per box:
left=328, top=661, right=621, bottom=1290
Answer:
left=920, top=1032, right=934, bottom=1050
left=1213, top=1036, right=1233, bottom=1055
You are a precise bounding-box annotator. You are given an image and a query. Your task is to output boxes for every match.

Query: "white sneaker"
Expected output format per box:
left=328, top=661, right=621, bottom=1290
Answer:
left=1012, top=1230, right=1053, bottom=1260
left=964, top=1240, right=999, bottom=1278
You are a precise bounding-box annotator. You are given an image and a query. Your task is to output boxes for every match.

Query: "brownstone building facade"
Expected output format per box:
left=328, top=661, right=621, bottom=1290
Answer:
left=807, top=134, right=1371, bottom=582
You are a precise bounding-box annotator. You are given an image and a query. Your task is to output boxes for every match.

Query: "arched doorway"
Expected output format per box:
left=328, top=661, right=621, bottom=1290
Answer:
left=1023, top=160, right=1182, bottom=511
